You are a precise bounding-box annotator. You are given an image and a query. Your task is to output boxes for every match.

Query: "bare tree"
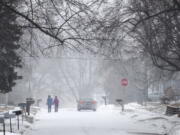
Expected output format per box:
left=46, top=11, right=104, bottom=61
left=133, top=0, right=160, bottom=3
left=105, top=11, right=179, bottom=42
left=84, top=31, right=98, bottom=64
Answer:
left=98, top=0, right=180, bottom=71
left=0, top=0, right=107, bottom=56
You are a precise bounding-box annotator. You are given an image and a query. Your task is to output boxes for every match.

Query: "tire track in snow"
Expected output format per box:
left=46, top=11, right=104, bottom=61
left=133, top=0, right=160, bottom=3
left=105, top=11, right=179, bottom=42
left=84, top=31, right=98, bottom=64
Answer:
left=81, top=127, right=90, bottom=135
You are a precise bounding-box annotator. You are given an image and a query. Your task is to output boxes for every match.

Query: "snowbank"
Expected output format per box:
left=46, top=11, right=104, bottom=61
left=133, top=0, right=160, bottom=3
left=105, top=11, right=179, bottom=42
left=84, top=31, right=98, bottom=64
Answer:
left=169, top=125, right=180, bottom=135
left=98, top=102, right=180, bottom=134
left=0, top=133, right=20, bottom=135
left=98, top=104, right=120, bottom=111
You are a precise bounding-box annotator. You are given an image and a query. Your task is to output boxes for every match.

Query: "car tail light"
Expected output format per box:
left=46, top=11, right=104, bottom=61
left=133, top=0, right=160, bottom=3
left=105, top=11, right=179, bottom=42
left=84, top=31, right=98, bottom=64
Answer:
left=79, top=101, right=84, bottom=104
left=92, top=101, right=97, bottom=104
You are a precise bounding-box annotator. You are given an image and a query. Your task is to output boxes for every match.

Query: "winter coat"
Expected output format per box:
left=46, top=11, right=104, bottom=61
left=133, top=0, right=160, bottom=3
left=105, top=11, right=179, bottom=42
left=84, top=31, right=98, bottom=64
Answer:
left=47, top=97, right=53, bottom=106
left=54, top=98, right=59, bottom=106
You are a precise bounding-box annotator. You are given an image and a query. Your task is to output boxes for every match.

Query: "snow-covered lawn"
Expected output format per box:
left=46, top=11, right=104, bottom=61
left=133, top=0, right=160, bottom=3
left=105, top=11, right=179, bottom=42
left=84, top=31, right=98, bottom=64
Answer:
left=24, top=103, right=180, bottom=135
left=0, top=133, right=19, bottom=135
left=0, top=115, right=34, bottom=135
left=0, top=106, right=39, bottom=135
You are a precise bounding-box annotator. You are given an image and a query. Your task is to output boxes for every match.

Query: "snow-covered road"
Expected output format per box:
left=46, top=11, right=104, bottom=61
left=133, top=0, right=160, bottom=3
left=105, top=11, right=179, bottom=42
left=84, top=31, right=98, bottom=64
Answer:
left=26, top=105, right=177, bottom=135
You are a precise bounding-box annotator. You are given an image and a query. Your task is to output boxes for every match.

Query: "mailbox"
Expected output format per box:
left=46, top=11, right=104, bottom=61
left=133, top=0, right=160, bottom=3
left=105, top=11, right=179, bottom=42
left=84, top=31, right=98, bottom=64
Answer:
left=18, top=103, right=26, bottom=110
left=0, top=117, right=4, bottom=123
left=26, top=98, right=35, bottom=115
left=3, top=112, right=16, bottom=133
left=4, top=113, right=16, bottom=119
left=115, top=99, right=124, bottom=112
left=116, top=99, right=123, bottom=103
left=13, top=110, right=22, bottom=116
left=3, top=113, right=9, bottom=119
left=26, top=98, right=35, bottom=105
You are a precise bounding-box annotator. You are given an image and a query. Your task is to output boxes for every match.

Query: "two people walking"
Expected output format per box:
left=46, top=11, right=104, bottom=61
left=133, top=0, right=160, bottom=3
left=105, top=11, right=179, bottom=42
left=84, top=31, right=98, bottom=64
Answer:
left=47, top=95, right=59, bottom=113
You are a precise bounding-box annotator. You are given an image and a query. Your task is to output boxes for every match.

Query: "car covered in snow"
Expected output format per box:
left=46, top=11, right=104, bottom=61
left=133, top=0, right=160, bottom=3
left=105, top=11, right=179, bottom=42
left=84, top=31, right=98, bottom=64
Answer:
left=77, top=98, right=97, bottom=111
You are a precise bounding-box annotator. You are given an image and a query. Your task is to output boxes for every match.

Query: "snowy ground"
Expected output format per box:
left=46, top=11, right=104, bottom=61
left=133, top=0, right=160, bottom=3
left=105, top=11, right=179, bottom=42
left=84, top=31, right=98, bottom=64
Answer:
left=0, top=106, right=38, bottom=135
left=0, top=133, right=19, bottom=135
left=23, top=103, right=180, bottom=135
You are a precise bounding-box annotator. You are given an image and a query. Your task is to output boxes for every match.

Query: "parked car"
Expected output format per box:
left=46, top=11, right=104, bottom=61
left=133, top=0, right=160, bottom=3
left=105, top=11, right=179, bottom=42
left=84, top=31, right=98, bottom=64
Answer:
left=77, top=98, right=97, bottom=111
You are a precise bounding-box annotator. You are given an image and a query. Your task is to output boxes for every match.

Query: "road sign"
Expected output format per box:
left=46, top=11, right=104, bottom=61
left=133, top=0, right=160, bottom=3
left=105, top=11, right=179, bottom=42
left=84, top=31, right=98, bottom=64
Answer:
left=121, top=78, right=128, bottom=86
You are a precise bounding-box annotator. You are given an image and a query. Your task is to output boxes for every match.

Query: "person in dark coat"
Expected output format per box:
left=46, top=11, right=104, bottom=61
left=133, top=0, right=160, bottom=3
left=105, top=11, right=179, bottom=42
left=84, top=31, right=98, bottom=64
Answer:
left=47, top=95, right=53, bottom=113
left=53, top=96, right=59, bottom=112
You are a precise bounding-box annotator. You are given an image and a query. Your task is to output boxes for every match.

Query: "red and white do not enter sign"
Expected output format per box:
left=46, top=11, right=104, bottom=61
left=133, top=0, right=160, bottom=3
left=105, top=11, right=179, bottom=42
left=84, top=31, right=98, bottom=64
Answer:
left=121, top=78, right=128, bottom=86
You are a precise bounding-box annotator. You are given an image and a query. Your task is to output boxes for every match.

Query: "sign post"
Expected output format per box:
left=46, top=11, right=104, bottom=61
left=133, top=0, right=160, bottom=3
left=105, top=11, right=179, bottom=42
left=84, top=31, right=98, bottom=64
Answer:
left=120, top=78, right=128, bottom=111
left=102, top=96, right=107, bottom=105
left=121, top=78, right=128, bottom=87
left=4, top=112, right=16, bottom=133
left=13, top=110, right=22, bottom=130
left=0, top=116, right=5, bottom=135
